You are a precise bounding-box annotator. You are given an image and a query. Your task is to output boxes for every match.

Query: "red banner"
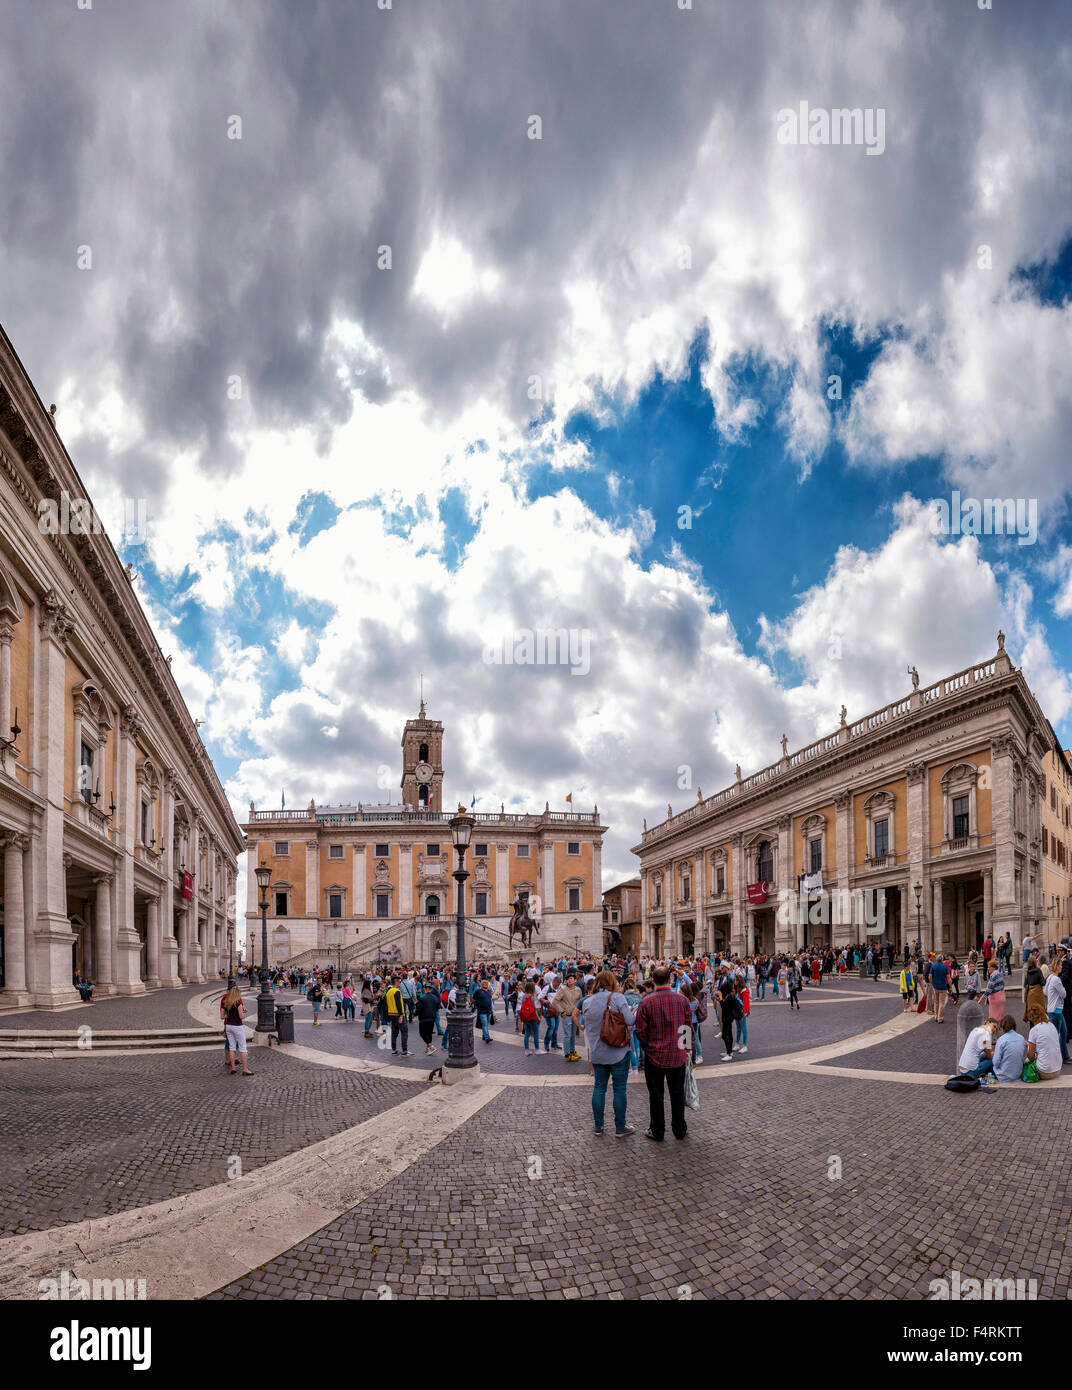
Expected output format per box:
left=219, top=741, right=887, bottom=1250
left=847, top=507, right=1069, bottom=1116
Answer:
left=747, top=881, right=768, bottom=905
left=181, top=871, right=194, bottom=901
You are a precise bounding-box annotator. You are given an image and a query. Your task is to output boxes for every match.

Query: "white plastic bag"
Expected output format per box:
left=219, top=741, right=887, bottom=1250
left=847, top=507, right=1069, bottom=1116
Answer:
left=684, top=1059, right=700, bottom=1111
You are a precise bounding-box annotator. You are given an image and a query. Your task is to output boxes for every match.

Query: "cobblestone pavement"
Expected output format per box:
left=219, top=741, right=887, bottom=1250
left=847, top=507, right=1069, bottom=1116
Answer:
left=0, top=1049, right=417, bottom=1236
left=0, top=981, right=215, bottom=1031
left=209, top=1070, right=1072, bottom=1301
left=280, top=980, right=903, bottom=1077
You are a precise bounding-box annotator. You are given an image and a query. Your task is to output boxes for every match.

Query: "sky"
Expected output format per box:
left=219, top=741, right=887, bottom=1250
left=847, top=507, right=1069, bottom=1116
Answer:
left=1, top=0, right=1071, bottom=902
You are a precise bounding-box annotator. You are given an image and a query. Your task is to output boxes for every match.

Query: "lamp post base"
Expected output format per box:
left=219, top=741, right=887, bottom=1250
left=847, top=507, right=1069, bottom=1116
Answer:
left=255, top=968, right=276, bottom=1033
left=442, top=1000, right=478, bottom=1073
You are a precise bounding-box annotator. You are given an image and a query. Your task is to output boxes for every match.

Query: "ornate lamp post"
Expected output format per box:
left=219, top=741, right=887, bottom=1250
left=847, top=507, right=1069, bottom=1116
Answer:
left=444, top=807, right=477, bottom=1076
left=254, top=862, right=275, bottom=1033
left=227, top=927, right=235, bottom=990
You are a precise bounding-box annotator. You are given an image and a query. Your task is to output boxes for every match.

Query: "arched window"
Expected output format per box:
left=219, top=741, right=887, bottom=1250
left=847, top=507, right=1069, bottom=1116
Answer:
left=418, top=742, right=429, bottom=763
left=426, top=895, right=440, bottom=918
left=419, top=784, right=429, bottom=805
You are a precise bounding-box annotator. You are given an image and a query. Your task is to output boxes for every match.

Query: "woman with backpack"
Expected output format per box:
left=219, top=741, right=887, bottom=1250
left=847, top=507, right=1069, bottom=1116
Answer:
left=519, top=983, right=541, bottom=1053
left=734, top=978, right=749, bottom=1053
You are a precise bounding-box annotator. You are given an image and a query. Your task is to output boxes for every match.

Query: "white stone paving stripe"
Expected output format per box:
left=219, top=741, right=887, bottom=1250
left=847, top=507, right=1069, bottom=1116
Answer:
left=0, top=1075, right=502, bottom=1302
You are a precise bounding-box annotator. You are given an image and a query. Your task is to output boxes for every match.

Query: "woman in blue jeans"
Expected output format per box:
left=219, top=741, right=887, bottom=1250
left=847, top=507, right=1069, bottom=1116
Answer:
left=577, top=971, right=637, bottom=1136
left=623, top=976, right=643, bottom=1072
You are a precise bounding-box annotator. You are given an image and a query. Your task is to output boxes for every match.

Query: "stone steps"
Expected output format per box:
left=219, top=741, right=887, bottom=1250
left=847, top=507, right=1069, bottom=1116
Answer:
left=0, top=1026, right=224, bottom=1058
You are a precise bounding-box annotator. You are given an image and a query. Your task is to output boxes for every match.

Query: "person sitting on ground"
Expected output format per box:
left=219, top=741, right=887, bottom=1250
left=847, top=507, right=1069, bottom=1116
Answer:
left=990, top=1014, right=1026, bottom=1083
left=959, top=1017, right=998, bottom=1076
left=1025, top=1003, right=1063, bottom=1081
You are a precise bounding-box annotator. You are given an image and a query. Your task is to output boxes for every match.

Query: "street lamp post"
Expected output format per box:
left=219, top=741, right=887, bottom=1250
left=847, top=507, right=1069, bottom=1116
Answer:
left=254, top=862, right=276, bottom=1033
left=227, top=928, right=235, bottom=990
left=444, top=807, right=477, bottom=1077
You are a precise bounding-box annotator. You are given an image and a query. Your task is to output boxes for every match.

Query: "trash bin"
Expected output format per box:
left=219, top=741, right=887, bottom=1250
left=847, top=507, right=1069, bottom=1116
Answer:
left=274, top=1003, right=295, bottom=1044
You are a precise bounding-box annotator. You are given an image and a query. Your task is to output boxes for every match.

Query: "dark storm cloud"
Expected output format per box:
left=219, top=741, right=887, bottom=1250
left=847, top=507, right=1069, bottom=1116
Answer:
left=2, top=0, right=1070, bottom=515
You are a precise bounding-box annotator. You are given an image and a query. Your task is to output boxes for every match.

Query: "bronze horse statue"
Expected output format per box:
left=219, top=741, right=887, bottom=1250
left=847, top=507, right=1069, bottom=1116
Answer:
left=508, top=895, right=539, bottom=951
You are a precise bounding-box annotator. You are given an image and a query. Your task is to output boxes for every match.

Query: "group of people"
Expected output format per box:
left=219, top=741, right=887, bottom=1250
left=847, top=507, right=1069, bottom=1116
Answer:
left=955, top=945, right=1072, bottom=1083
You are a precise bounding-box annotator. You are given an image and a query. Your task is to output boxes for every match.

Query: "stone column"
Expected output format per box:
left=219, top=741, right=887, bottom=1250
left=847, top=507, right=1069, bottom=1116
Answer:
left=145, top=893, right=162, bottom=988
left=982, top=868, right=993, bottom=944
left=32, top=593, right=79, bottom=1007
left=834, top=790, right=852, bottom=948
left=931, top=877, right=943, bottom=954
left=776, top=815, right=795, bottom=952
left=990, top=733, right=1020, bottom=948
left=305, top=837, right=320, bottom=925
left=0, top=618, right=13, bottom=737
left=730, top=834, right=745, bottom=955
left=93, top=874, right=114, bottom=996
left=182, top=816, right=200, bottom=982
left=0, top=832, right=30, bottom=1004
left=352, top=845, right=366, bottom=918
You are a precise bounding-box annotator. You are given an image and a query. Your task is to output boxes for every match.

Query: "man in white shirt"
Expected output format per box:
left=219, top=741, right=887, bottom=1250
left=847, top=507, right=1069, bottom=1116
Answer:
left=1044, top=969, right=1069, bottom=1063
left=958, top=1020, right=996, bottom=1074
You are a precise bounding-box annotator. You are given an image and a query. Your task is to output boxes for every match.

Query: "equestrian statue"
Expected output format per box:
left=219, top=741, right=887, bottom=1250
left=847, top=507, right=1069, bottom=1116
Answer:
left=508, top=895, right=539, bottom=951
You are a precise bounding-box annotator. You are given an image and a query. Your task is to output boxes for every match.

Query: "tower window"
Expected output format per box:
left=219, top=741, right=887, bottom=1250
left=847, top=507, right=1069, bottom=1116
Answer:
left=419, top=785, right=429, bottom=804
left=419, top=742, right=429, bottom=762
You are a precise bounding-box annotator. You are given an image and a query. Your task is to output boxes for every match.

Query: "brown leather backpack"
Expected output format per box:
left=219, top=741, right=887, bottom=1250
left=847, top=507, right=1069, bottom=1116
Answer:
left=599, top=989, right=629, bottom=1048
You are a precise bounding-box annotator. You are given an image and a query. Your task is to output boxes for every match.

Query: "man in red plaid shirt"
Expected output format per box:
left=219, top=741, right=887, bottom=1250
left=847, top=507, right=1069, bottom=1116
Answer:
left=633, top=965, right=693, bottom=1140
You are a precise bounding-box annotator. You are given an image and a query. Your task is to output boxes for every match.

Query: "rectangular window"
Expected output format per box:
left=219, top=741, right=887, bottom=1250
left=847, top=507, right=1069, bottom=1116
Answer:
left=329, top=893, right=342, bottom=918
left=952, top=795, right=970, bottom=839
left=873, top=819, right=889, bottom=859
left=376, top=894, right=389, bottom=918
left=654, top=883, right=662, bottom=908
left=140, top=801, right=150, bottom=845
left=474, top=843, right=488, bottom=858
left=716, top=866, right=725, bottom=896
left=274, top=841, right=289, bottom=856
left=1043, top=827, right=1049, bottom=854
left=80, top=741, right=94, bottom=803
left=375, top=843, right=389, bottom=858
left=275, top=892, right=288, bottom=917
left=810, top=837, right=823, bottom=872
left=516, top=844, right=530, bottom=857
left=567, top=841, right=580, bottom=855
left=568, top=886, right=581, bottom=911
left=475, top=891, right=488, bottom=914
left=329, top=844, right=343, bottom=859
left=426, top=844, right=440, bottom=857
left=682, top=877, right=690, bottom=903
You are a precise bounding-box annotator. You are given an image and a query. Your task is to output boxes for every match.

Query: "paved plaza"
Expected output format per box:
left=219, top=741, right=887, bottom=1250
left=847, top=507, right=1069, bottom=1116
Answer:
left=2, top=972, right=1070, bottom=1304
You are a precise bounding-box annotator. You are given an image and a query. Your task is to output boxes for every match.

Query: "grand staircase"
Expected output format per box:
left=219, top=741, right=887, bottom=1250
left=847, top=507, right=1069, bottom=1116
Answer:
left=278, top=915, right=575, bottom=971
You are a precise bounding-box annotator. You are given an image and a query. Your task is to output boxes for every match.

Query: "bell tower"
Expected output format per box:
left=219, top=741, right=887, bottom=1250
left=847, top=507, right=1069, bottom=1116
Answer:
left=401, top=697, right=444, bottom=812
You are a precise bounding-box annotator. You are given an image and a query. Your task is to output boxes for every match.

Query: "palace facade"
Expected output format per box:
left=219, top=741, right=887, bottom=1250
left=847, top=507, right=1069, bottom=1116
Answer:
left=0, top=325, right=244, bottom=1007
left=633, top=637, right=1059, bottom=960
left=243, top=704, right=606, bottom=966
left=1040, top=738, right=1072, bottom=940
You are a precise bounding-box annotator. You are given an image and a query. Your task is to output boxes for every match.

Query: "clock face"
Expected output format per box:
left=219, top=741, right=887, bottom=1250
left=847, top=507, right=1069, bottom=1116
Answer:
left=415, top=761, right=433, bottom=784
